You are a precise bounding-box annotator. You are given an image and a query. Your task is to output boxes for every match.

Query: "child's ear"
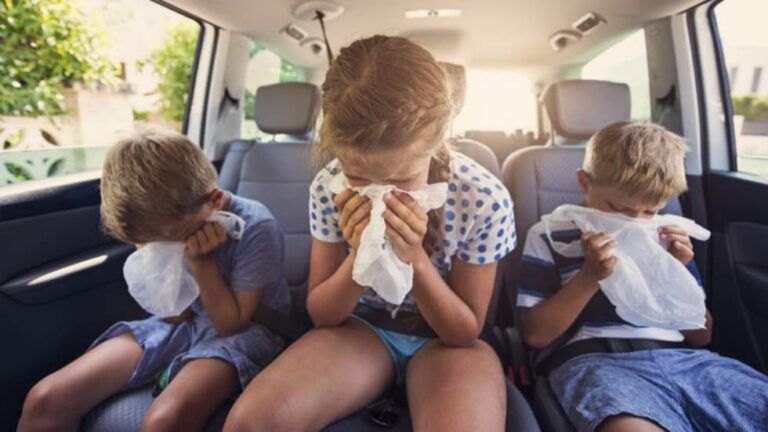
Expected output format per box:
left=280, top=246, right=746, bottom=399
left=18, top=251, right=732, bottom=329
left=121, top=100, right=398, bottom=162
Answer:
left=576, top=169, right=591, bottom=193
left=209, top=189, right=226, bottom=209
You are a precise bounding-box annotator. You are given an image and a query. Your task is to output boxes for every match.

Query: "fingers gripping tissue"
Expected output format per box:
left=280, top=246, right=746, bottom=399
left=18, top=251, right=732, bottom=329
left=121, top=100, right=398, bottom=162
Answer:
left=329, top=172, right=448, bottom=306
left=123, top=211, right=245, bottom=317
left=542, top=204, right=711, bottom=330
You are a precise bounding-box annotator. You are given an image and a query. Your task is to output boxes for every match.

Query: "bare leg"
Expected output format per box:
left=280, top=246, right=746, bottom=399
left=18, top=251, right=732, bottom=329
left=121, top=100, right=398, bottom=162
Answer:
left=18, top=333, right=142, bottom=432
left=141, top=358, right=238, bottom=432
left=599, top=414, right=667, bottom=432
left=223, top=319, right=395, bottom=432
left=407, top=340, right=506, bottom=432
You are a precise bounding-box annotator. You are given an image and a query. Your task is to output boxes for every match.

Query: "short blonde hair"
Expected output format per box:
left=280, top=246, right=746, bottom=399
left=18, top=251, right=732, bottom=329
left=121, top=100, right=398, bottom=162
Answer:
left=100, top=128, right=217, bottom=244
left=583, top=122, right=688, bottom=202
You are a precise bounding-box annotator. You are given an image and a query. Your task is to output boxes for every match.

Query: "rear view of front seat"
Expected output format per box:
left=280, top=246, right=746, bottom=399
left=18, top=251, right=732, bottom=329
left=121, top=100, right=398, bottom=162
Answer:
left=502, top=79, right=681, bottom=432
left=220, top=82, right=322, bottom=319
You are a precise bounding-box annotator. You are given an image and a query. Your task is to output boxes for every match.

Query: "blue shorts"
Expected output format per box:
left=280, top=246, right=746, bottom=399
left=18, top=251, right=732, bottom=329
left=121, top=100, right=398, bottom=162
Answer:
left=549, top=348, right=768, bottom=432
left=90, top=314, right=285, bottom=390
left=352, top=316, right=432, bottom=383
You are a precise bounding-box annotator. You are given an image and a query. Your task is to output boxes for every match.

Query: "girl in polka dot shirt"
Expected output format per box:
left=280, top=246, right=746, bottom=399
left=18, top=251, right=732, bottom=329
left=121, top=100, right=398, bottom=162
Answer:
left=224, top=36, right=516, bottom=432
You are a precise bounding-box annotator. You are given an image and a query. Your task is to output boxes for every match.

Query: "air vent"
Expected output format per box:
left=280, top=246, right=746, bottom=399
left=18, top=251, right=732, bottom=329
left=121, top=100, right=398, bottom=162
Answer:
left=573, top=12, right=606, bottom=35
left=280, top=23, right=308, bottom=43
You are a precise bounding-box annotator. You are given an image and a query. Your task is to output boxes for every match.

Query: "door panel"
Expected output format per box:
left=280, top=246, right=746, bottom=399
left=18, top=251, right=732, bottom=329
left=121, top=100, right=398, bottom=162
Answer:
left=0, top=179, right=145, bottom=430
left=705, top=171, right=768, bottom=373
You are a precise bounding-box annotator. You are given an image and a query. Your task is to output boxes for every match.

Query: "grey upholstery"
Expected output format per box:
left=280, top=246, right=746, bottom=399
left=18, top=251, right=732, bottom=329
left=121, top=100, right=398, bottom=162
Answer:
left=452, top=138, right=501, bottom=178
left=236, top=143, right=315, bottom=301
left=503, top=124, right=680, bottom=246
left=466, top=130, right=511, bottom=163
left=254, top=82, right=321, bottom=136
left=503, top=146, right=588, bottom=243
left=541, top=79, right=630, bottom=146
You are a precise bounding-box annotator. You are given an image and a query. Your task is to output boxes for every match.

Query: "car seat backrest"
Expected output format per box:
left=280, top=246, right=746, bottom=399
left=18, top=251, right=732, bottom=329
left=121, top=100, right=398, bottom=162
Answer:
left=540, top=79, right=631, bottom=147
left=452, top=138, right=501, bottom=178
left=505, top=79, right=669, bottom=243
left=254, top=82, right=322, bottom=140
left=218, top=82, right=321, bottom=310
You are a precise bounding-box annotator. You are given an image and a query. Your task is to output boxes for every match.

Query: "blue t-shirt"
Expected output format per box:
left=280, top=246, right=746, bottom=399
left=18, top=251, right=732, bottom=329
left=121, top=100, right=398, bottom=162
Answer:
left=309, top=151, right=516, bottom=323
left=517, top=216, right=703, bottom=345
left=191, top=194, right=290, bottom=315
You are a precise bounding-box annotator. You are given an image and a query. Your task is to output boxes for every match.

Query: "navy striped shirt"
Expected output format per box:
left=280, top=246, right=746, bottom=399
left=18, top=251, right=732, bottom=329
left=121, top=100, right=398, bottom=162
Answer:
left=517, top=218, right=703, bottom=344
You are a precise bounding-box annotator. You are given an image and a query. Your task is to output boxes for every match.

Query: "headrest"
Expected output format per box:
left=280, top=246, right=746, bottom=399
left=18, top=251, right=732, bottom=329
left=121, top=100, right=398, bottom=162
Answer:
left=255, top=82, right=321, bottom=135
left=439, top=62, right=466, bottom=116
left=541, top=80, right=630, bottom=141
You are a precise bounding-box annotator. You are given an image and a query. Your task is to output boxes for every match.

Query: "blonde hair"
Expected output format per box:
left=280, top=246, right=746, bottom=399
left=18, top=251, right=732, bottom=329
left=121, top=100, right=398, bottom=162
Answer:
left=100, top=128, right=217, bottom=244
left=583, top=122, right=688, bottom=202
left=315, top=35, right=455, bottom=250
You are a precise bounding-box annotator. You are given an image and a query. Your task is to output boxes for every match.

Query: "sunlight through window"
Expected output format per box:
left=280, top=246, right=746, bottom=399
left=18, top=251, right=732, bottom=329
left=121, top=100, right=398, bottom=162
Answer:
left=453, top=69, right=536, bottom=135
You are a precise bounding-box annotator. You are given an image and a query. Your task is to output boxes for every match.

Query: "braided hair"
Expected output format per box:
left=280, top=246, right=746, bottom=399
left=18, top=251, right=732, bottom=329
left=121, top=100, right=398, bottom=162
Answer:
left=315, top=35, right=455, bottom=253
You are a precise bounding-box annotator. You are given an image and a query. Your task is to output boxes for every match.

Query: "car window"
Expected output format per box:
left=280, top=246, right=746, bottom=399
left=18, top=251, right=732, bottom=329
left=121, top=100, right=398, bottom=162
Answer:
left=581, top=30, right=651, bottom=122
left=0, top=0, right=201, bottom=189
left=715, top=0, right=768, bottom=177
left=452, top=68, right=537, bottom=136
left=241, top=41, right=308, bottom=141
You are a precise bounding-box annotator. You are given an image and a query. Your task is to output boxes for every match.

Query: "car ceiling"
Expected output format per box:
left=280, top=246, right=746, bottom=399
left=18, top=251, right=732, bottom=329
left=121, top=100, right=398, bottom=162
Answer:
left=163, top=0, right=703, bottom=70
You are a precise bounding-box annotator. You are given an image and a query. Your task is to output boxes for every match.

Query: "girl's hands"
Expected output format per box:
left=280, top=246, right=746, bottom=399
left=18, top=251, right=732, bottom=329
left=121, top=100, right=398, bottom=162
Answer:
left=660, top=225, right=694, bottom=265
left=383, top=191, right=429, bottom=265
left=336, top=189, right=371, bottom=250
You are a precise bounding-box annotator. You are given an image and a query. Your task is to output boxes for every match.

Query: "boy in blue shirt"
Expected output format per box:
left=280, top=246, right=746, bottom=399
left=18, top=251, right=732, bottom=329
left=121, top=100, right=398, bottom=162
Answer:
left=19, top=129, right=289, bottom=431
left=518, top=122, right=768, bottom=432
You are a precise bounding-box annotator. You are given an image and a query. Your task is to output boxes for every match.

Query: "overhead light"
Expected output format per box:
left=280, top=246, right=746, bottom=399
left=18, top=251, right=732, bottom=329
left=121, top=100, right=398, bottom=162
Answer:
left=405, top=9, right=462, bottom=19
left=573, top=12, right=606, bottom=35
left=280, top=23, right=308, bottom=43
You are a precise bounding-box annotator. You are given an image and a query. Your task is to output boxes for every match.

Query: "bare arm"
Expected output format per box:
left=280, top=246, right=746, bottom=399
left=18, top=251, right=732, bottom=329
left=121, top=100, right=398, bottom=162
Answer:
left=661, top=225, right=712, bottom=347
left=682, top=310, right=713, bottom=347
left=384, top=192, right=498, bottom=347
left=187, top=223, right=261, bottom=336
left=411, top=254, right=497, bottom=347
left=306, top=240, right=364, bottom=326
left=518, top=232, right=616, bottom=350
left=306, top=189, right=370, bottom=327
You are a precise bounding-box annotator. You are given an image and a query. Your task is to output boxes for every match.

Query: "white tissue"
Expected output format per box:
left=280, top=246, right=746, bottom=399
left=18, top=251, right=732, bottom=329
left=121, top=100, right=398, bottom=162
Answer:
left=542, top=204, right=710, bottom=330
left=124, top=210, right=245, bottom=317
left=329, top=173, right=448, bottom=306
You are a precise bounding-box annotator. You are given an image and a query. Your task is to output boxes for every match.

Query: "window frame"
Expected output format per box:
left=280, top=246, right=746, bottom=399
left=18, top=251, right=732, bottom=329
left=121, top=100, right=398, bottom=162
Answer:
left=708, top=0, right=744, bottom=172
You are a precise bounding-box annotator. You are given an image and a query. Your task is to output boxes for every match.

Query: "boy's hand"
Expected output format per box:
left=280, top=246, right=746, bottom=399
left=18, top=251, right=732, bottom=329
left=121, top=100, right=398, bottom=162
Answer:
left=659, top=225, right=694, bottom=265
left=383, top=191, right=429, bottom=265
left=580, top=232, right=617, bottom=281
left=186, top=222, right=228, bottom=262
left=336, top=189, right=371, bottom=250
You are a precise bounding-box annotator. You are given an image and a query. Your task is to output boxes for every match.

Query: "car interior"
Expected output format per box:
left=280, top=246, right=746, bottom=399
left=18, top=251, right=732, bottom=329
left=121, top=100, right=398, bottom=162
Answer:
left=2, top=0, right=767, bottom=431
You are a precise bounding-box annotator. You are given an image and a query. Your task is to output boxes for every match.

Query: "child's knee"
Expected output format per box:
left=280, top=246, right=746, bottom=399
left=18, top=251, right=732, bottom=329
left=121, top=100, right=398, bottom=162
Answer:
left=20, top=378, right=69, bottom=428
left=141, top=398, right=188, bottom=432
left=224, top=392, right=296, bottom=432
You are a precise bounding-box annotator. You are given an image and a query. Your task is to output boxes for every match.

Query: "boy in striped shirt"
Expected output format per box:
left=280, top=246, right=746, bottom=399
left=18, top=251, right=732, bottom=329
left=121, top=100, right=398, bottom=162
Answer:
left=517, top=122, right=768, bottom=432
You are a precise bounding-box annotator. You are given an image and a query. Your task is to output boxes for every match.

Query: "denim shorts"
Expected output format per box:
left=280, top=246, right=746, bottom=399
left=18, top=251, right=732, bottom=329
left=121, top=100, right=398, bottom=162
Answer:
left=352, top=316, right=432, bottom=383
left=549, top=348, right=768, bottom=432
left=90, top=314, right=285, bottom=390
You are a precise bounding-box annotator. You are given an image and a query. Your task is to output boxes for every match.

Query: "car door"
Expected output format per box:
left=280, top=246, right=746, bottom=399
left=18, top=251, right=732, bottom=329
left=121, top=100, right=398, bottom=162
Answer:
left=691, top=0, right=768, bottom=373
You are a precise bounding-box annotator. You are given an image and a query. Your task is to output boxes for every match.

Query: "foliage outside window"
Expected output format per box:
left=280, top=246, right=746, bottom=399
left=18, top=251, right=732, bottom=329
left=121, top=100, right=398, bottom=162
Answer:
left=0, top=0, right=115, bottom=117
left=141, top=22, right=199, bottom=122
